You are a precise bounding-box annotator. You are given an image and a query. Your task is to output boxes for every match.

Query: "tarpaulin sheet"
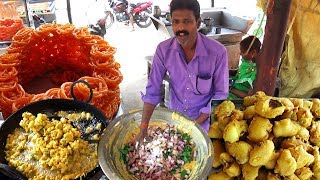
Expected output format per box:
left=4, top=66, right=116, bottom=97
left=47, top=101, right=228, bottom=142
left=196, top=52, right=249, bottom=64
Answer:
left=257, top=0, right=320, bottom=97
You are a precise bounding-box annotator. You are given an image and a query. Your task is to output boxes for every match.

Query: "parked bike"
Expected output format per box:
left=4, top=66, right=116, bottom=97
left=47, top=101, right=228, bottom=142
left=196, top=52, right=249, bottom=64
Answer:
left=105, top=0, right=153, bottom=29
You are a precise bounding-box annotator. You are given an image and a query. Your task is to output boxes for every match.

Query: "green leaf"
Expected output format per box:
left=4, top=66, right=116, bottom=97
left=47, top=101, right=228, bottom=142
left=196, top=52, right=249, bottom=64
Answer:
left=181, top=170, right=187, bottom=177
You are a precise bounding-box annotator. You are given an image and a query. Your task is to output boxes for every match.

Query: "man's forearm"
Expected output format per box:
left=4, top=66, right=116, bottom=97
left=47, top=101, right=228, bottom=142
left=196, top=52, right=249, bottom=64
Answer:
left=140, top=102, right=156, bottom=130
left=195, top=113, right=209, bottom=124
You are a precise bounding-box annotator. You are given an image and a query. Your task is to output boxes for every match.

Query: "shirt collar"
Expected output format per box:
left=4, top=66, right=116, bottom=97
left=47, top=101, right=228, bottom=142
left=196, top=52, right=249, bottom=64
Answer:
left=170, top=32, right=209, bottom=57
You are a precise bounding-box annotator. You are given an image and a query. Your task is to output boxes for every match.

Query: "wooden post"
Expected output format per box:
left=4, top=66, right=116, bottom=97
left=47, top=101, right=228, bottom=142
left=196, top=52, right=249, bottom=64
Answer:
left=253, top=0, right=293, bottom=96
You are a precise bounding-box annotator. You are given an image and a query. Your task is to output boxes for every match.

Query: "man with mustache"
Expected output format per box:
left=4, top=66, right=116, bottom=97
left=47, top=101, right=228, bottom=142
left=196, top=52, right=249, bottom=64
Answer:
left=136, top=0, right=228, bottom=143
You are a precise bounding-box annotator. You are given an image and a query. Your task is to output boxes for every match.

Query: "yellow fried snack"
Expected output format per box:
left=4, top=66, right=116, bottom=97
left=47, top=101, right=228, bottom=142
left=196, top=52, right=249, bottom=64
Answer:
left=249, top=140, right=275, bottom=166
left=313, top=161, right=320, bottom=179
left=310, top=121, right=320, bottom=146
left=264, top=151, right=280, bottom=169
left=296, top=107, right=313, bottom=127
left=277, top=97, right=295, bottom=111
left=243, top=105, right=255, bottom=121
left=223, top=120, right=248, bottom=143
left=226, top=141, right=252, bottom=165
left=208, top=171, right=233, bottom=180
left=303, top=100, right=313, bottom=109
left=275, top=149, right=297, bottom=176
left=217, top=116, right=232, bottom=131
left=230, top=109, right=244, bottom=121
left=208, top=122, right=223, bottom=139
left=285, top=174, right=300, bottom=180
left=267, top=172, right=281, bottom=180
left=241, top=163, right=260, bottom=180
left=255, top=93, right=286, bottom=119
left=296, top=127, right=310, bottom=141
left=243, top=92, right=262, bottom=107
left=273, top=119, right=301, bottom=138
left=281, top=136, right=312, bottom=151
left=213, top=140, right=225, bottom=168
left=289, top=98, right=304, bottom=108
left=311, top=146, right=320, bottom=162
left=295, top=167, right=313, bottom=180
left=289, top=145, right=314, bottom=169
left=248, top=116, right=272, bottom=142
left=249, top=140, right=274, bottom=166
left=311, top=98, right=320, bottom=118
left=214, top=100, right=235, bottom=118
left=219, top=152, right=241, bottom=177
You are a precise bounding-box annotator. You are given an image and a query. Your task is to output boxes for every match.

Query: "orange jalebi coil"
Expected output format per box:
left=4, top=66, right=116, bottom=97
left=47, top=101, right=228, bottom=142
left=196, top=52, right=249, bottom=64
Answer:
left=0, top=18, right=24, bottom=41
left=0, top=24, right=122, bottom=120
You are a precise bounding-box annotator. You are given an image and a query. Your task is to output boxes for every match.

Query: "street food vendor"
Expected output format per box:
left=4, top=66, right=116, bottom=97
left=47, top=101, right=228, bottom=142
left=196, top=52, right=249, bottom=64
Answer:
left=136, top=0, right=228, bottom=142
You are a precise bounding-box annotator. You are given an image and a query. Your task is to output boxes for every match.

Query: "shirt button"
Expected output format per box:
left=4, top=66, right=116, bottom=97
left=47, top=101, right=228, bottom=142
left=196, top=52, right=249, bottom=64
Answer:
left=188, top=75, right=191, bottom=78
left=186, top=87, right=189, bottom=90
left=184, top=99, right=187, bottom=102
left=184, top=109, right=187, bottom=112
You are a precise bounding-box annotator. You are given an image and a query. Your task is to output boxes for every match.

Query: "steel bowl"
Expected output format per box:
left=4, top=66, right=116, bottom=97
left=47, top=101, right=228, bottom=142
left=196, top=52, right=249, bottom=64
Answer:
left=98, top=107, right=213, bottom=180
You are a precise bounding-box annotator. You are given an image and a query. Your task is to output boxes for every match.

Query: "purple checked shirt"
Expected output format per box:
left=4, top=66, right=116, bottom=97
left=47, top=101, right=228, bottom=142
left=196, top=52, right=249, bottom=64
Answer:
left=142, top=33, right=229, bottom=132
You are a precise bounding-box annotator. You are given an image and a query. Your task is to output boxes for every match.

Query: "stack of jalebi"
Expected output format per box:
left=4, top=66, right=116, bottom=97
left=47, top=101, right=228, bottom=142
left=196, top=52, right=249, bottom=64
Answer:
left=0, top=18, right=24, bottom=41
left=0, top=23, right=123, bottom=120
left=0, top=2, right=24, bottom=41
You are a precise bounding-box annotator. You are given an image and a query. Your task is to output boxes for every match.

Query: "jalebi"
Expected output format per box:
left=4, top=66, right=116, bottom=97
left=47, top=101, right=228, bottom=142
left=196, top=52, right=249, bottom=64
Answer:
left=0, top=24, right=122, bottom=120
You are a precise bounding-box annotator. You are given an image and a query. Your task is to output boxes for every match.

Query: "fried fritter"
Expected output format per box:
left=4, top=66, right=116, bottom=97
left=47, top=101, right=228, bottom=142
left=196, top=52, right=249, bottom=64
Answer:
left=295, top=167, right=313, bottom=180
left=226, top=141, right=253, bottom=164
left=311, top=98, right=320, bottom=118
left=208, top=171, right=233, bottom=180
left=310, top=121, right=320, bottom=147
left=265, top=151, right=280, bottom=169
left=208, top=122, right=223, bottom=139
left=241, top=163, right=260, bottom=180
left=248, top=116, right=273, bottom=142
left=290, top=98, right=304, bottom=108
left=255, top=95, right=286, bottom=119
left=277, top=97, right=295, bottom=111
left=275, top=149, right=297, bottom=176
left=296, top=127, right=310, bottom=141
left=217, top=116, right=232, bottom=131
left=214, top=100, right=235, bottom=118
left=213, top=140, right=225, bottom=168
left=281, top=136, right=312, bottom=151
left=296, top=107, right=313, bottom=127
left=223, top=120, right=248, bottom=143
left=219, top=152, right=241, bottom=177
left=243, top=105, right=255, bottom=121
left=230, top=109, right=244, bottom=121
left=266, top=172, right=281, bottom=180
left=273, top=119, right=301, bottom=138
left=289, top=145, right=314, bottom=169
left=249, top=140, right=275, bottom=166
left=313, top=161, right=320, bottom=179
left=243, top=94, right=258, bottom=107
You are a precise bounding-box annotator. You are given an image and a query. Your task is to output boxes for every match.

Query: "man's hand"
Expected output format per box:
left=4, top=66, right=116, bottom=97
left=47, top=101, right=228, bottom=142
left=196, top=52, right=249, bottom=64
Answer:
left=134, top=125, right=148, bottom=149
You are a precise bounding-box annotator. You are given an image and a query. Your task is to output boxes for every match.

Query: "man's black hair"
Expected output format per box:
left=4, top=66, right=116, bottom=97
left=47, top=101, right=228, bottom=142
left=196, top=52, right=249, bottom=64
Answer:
left=240, top=36, right=262, bottom=53
left=170, top=0, right=200, bottom=21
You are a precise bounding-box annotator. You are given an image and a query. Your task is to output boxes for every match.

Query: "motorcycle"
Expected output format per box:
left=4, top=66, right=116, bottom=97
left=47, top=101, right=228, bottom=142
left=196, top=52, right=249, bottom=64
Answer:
left=105, top=0, right=153, bottom=29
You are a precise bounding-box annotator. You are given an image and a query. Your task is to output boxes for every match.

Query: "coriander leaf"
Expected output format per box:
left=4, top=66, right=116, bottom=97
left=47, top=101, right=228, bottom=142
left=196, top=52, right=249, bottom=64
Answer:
left=181, top=170, right=187, bottom=177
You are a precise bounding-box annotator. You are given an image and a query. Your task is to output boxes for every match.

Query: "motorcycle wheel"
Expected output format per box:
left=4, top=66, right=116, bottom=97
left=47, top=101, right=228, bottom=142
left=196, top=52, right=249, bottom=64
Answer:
left=105, top=11, right=115, bottom=29
left=134, top=7, right=152, bottom=28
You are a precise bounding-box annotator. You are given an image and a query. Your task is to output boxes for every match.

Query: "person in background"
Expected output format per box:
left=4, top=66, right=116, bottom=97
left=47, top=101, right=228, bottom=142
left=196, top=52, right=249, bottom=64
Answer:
left=136, top=0, right=228, bottom=144
left=228, top=35, right=261, bottom=99
left=127, top=0, right=135, bottom=31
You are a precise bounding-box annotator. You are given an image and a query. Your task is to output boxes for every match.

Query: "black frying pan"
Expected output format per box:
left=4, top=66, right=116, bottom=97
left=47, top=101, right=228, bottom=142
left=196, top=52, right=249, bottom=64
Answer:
left=0, top=80, right=109, bottom=179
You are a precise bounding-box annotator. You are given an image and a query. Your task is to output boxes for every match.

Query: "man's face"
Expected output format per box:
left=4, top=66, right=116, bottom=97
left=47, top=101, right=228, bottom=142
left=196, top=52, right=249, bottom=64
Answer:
left=171, top=9, right=199, bottom=47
